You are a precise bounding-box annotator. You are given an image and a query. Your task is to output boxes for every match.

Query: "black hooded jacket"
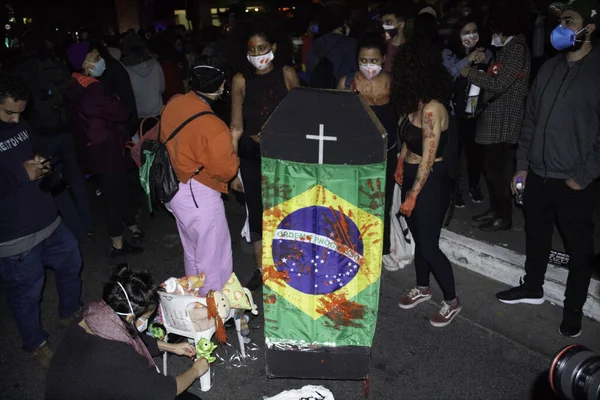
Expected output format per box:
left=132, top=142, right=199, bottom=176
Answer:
left=517, top=49, right=600, bottom=188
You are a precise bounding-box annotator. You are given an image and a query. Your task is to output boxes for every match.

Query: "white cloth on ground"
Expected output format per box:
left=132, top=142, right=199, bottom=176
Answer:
left=263, top=385, right=335, bottom=400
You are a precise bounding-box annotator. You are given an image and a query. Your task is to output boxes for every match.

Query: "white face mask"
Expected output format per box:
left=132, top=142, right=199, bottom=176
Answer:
left=115, top=282, right=148, bottom=332
left=491, top=33, right=504, bottom=47
left=359, top=63, right=382, bottom=80
left=136, top=318, right=148, bottom=332
left=247, top=51, right=274, bottom=70
left=461, top=33, right=479, bottom=49
left=212, top=85, right=225, bottom=97
left=89, top=58, right=106, bottom=77
left=382, top=24, right=396, bottom=31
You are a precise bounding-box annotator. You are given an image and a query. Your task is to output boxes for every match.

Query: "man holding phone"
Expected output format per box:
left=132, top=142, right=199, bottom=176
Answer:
left=0, top=74, right=82, bottom=368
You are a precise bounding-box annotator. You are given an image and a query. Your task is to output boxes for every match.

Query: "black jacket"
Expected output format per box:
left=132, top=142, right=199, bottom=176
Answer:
left=46, top=321, right=176, bottom=400
left=517, top=49, right=600, bottom=188
left=99, top=55, right=139, bottom=137
left=0, top=121, right=57, bottom=243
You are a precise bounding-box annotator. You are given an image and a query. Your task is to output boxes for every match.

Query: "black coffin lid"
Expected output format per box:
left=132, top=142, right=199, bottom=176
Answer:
left=261, top=88, right=387, bottom=165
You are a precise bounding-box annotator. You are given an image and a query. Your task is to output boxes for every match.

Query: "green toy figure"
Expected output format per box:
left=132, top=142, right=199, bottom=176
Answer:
left=148, top=323, right=166, bottom=341
left=196, top=338, right=217, bottom=363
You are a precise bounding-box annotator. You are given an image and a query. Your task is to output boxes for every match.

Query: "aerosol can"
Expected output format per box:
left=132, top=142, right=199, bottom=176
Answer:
left=515, top=177, right=524, bottom=206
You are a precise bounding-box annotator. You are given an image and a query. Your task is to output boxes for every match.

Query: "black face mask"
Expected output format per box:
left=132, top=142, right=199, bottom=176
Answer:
left=571, top=30, right=587, bottom=52
left=384, top=28, right=398, bottom=40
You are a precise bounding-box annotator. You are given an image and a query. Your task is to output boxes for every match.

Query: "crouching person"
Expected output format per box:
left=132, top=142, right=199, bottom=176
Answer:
left=46, top=265, right=208, bottom=400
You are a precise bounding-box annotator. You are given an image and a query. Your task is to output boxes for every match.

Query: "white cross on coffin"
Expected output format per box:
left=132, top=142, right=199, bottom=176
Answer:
left=305, top=124, right=338, bottom=164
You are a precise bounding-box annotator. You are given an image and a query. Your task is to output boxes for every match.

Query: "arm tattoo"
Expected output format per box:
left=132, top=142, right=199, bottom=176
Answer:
left=424, top=111, right=436, bottom=138
left=409, top=107, right=441, bottom=197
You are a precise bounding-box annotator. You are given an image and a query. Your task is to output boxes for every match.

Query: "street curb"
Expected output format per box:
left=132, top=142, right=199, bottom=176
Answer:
left=440, top=229, right=600, bottom=322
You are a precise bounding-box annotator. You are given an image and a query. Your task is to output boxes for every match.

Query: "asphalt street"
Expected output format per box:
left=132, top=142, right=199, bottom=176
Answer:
left=1, top=192, right=599, bottom=400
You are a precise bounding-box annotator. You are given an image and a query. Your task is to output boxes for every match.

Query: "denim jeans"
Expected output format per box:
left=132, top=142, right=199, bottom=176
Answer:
left=0, top=223, right=82, bottom=351
left=33, top=132, right=93, bottom=238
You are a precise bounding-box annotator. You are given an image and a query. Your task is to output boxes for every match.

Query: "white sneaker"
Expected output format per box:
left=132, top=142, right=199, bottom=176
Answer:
left=382, top=254, right=401, bottom=271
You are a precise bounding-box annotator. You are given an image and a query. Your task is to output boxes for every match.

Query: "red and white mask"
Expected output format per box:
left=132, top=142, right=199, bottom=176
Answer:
left=359, top=63, right=382, bottom=80
left=247, top=51, right=275, bottom=71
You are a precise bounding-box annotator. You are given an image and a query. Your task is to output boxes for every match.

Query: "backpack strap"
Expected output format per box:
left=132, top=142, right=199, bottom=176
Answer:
left=343, top=72, right=356, bottom=90
left=163, top=111, right=215, bottom=144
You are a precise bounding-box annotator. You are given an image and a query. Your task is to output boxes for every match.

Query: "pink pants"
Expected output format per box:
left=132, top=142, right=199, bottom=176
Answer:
left=166, top=180, right=233, bottom=294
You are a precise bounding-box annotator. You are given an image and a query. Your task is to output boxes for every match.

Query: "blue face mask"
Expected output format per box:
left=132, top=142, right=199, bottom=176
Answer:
left=550, top=24, right=587, bottom=50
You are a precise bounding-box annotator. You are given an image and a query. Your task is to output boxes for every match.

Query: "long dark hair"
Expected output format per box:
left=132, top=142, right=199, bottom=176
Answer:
left=226, top=13, right=294, bottom=80
left=392, top=39, right=453, bottom=116
left=448, top=15, right=479, bottom=58
left=102, top=264, right=160, bottom=337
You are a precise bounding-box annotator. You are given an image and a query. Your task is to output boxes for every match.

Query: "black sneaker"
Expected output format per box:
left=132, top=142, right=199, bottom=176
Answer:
left=110, top=241, right=144, bottom=258
left=496, top=279, right=544, bottom=305
left=470, top=186, right=483, bottom=203
left=559, top=309, right=583, bottom=338
left=455, top=193, right=466, bottom=209
left=245, top=269, right=263, bottom=292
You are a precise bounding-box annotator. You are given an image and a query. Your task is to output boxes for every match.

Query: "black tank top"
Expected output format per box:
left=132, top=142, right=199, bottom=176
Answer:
left=242, top=67, right=288, bottom=137
left=401, top=120, right=448, bottom=158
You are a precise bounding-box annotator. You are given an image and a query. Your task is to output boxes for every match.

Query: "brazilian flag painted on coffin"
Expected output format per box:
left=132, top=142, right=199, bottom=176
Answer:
left=260, top=88, right=387, bottom=379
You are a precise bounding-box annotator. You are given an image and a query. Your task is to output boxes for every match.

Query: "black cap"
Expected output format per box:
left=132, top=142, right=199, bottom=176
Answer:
left=550, top=0, right=599, bottom=23
left=190, top=56, right=226, bottom=94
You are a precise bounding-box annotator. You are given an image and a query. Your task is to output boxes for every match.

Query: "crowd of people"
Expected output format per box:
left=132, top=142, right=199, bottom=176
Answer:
left=0, top=0, right=599, bottom=398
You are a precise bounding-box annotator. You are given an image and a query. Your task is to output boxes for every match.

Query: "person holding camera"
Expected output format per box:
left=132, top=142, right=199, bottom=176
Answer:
left=0, top=73, right=83, bottom=369
left=46, top=265, right=207, bottom=400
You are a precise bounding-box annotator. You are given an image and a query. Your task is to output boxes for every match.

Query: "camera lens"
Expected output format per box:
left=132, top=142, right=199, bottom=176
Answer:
left=550, top=344, right=600, bottom=400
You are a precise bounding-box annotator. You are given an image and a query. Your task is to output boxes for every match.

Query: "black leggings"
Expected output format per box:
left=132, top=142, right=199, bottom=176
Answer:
left=97, top=171, right=138, bottom=238
left=402, top=161, right=456, bottom=301
left=239, top=157, right=263, bottom=242
left=457, top=118, right=484, bottom=190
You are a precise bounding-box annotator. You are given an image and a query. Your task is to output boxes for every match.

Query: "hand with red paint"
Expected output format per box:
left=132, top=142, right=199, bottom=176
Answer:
left=394, top=157, right=404, bottom=185
left=399, top=192, right=417, bottom=217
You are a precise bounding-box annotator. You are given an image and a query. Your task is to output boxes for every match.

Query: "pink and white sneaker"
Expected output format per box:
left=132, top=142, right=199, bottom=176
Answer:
left=398, top=287, right=432, bottom=309
left=430, top=298, right=462, bottom=327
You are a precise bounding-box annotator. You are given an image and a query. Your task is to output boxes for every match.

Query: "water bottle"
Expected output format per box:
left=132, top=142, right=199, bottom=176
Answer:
left=515, top=177, right=524, bottom=206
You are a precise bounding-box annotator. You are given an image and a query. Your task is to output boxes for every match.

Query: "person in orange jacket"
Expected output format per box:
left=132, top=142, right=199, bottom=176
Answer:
left=161, top=56, right=239, bottom=293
